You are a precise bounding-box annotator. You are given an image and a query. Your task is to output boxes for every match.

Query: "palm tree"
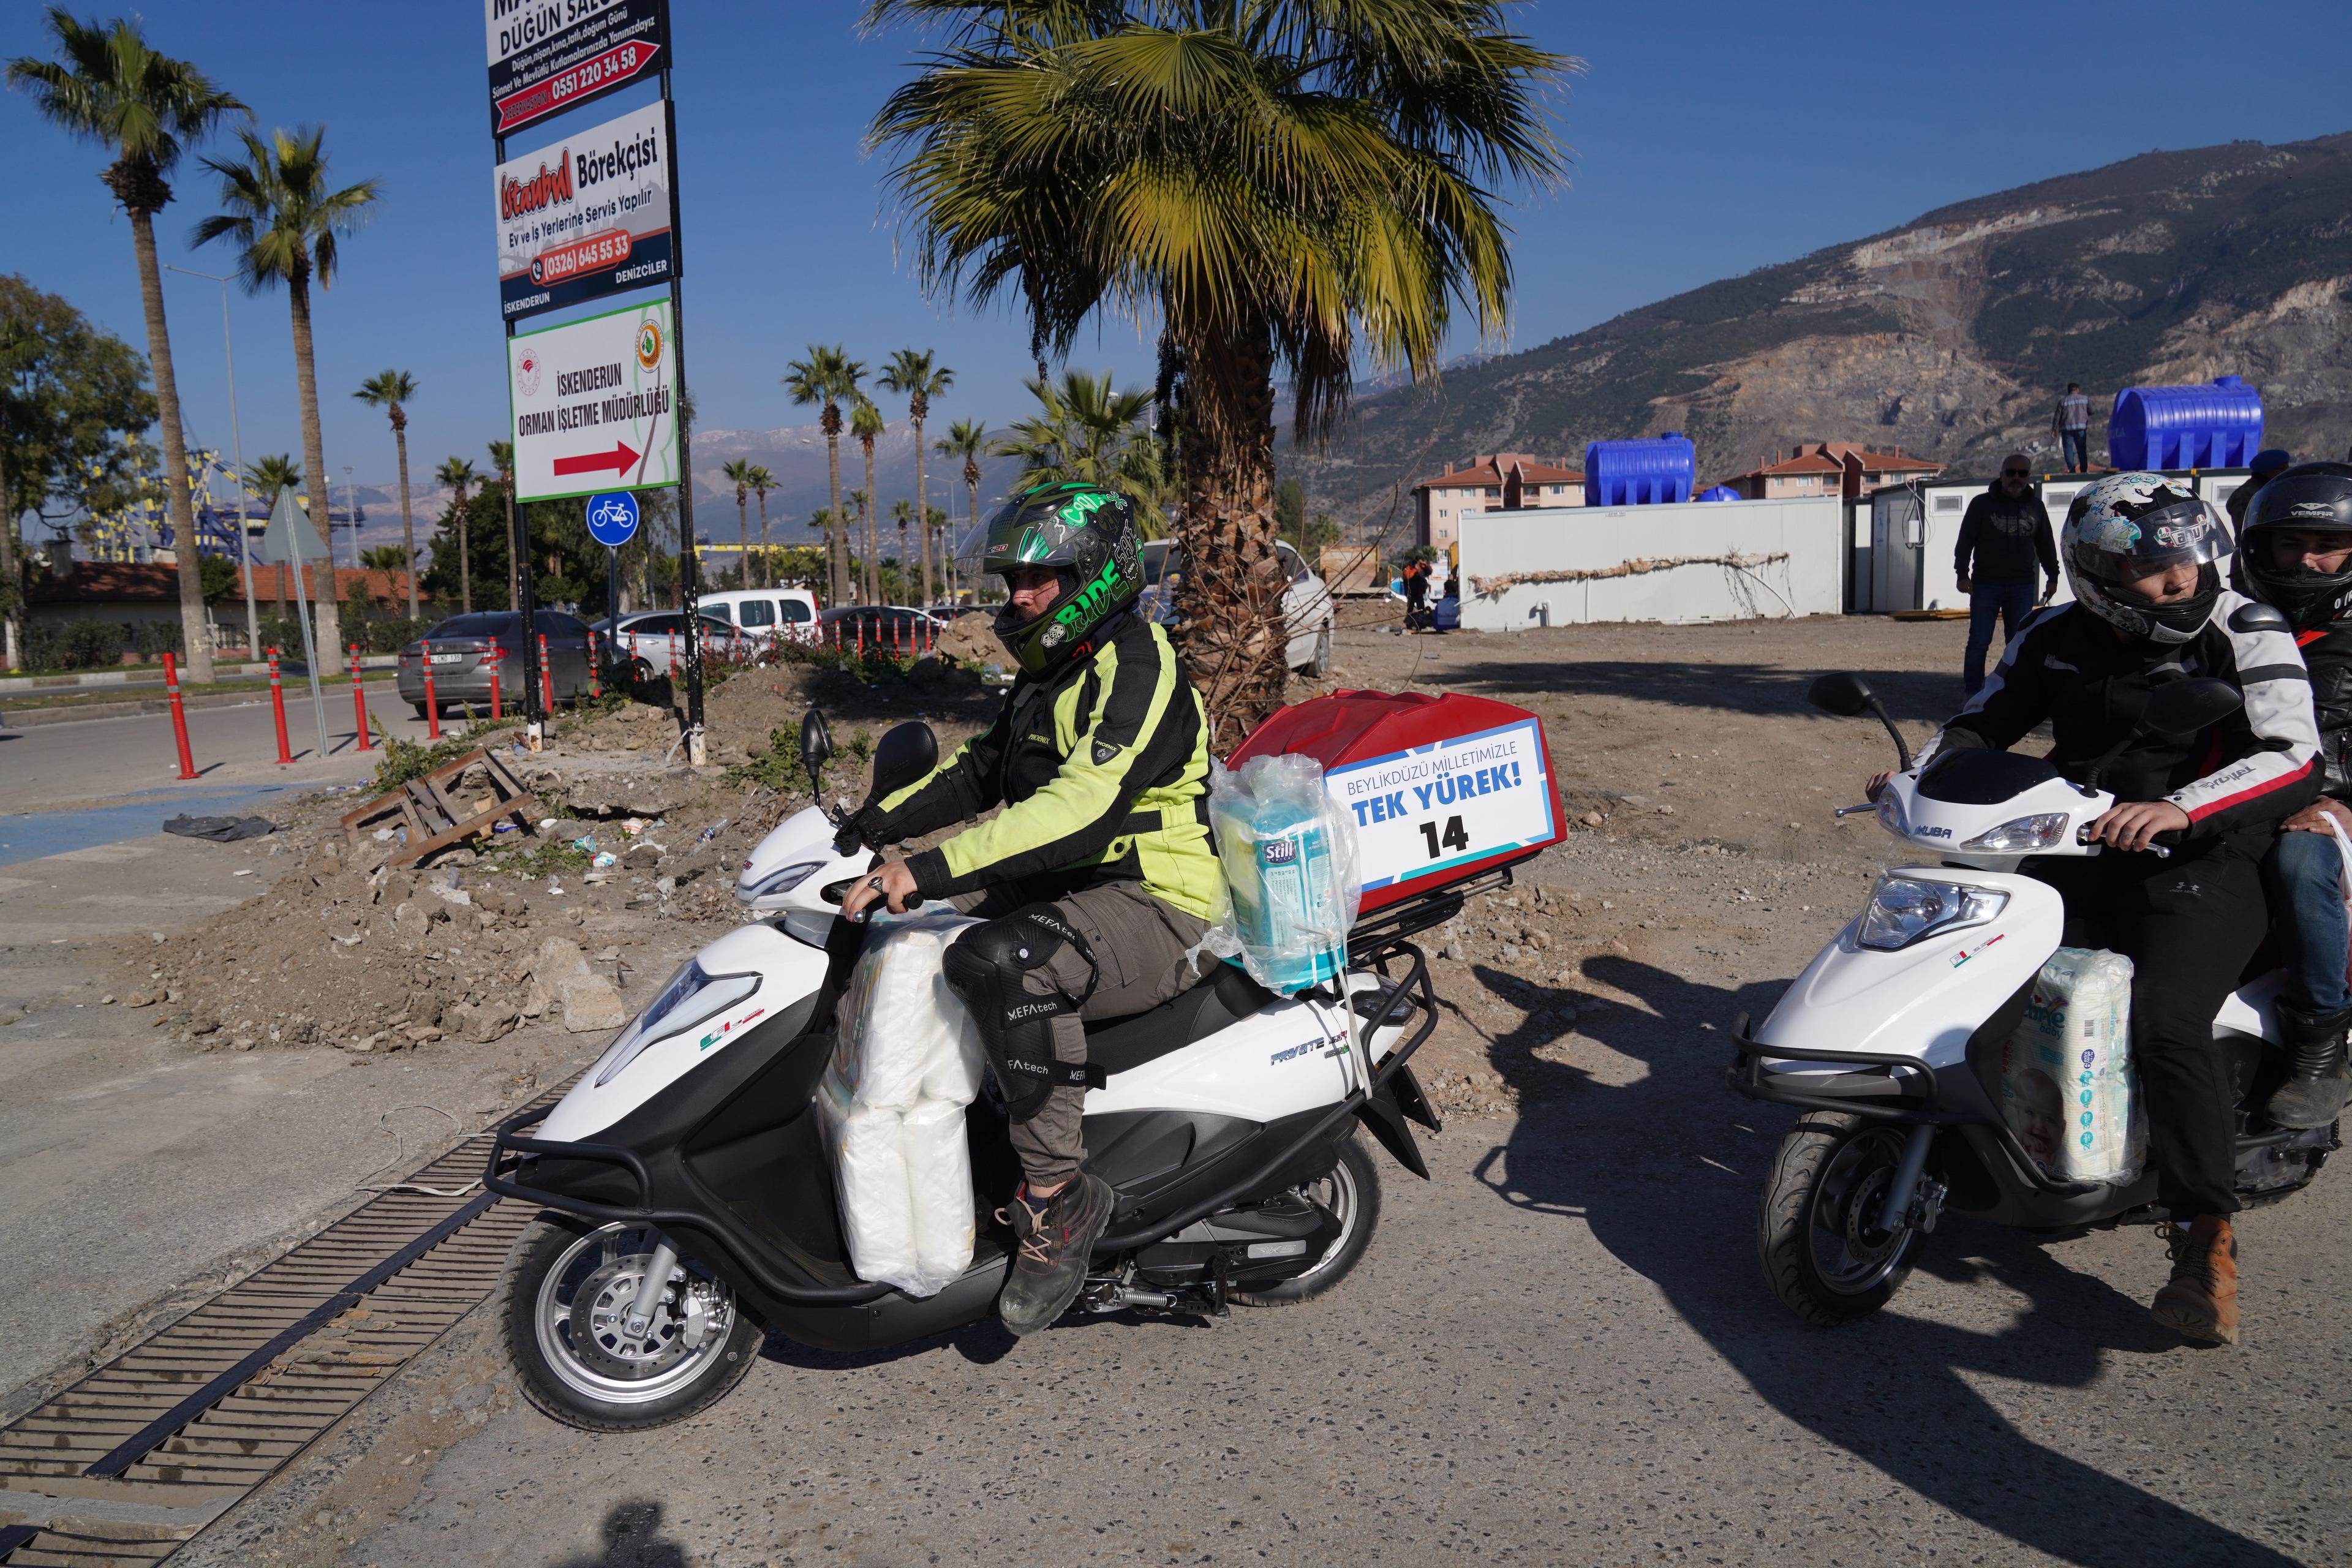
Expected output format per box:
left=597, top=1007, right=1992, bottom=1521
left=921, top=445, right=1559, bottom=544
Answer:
left=486, top=440, right=516, bottom=611
left=869, top=2, right=1572, bottom=742
left=878, top=349, right=953, bottom=610
left=782, top=344, right=861, bottom=606
left=9, top=10, right=248, bottom=682
left=850, top=396, right=884, bottom=604
left=360, top=543, right=408, bottom=572
left=890, top=496, right=916, bottom=600
left=719, top=457, right=756, bottom=591
left=991, top=368, right=1175, bottom=538
left=194, top=125, right=378, bottom=659
left=353, top=369, right=419, bottom=618
left=747, top=464, right=777, bottom=589
left=937, top=416, right=989, bottom=609
left=434, top=456, right=477, bottom=612
left=246, top=453, right=300, bottom=618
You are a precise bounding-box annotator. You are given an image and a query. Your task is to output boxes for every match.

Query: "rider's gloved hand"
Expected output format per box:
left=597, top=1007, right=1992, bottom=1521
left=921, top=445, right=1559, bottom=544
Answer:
left=1865, top=772, right=1893, bottom=802
left=2087, top=799, right=2190, bottom=853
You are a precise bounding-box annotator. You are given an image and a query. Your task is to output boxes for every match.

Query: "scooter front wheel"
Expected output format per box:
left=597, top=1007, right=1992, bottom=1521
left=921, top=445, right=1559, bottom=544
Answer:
left=500, top=1215, right=763, bottom=1431
left=1758, top=1114, right=1924, bottom=1327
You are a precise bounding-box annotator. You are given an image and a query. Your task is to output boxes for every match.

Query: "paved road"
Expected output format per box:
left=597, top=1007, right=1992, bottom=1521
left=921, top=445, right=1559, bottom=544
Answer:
left=172, top=835, right=2351, bottom=1568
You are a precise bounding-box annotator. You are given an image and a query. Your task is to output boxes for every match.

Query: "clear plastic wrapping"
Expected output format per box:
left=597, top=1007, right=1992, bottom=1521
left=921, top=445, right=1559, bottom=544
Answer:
left=819, top=911, right=987, bottom=1297
left=2000, top=946, right=2146, bottom=1185
left=1207, top=754, right=1362, bottom=994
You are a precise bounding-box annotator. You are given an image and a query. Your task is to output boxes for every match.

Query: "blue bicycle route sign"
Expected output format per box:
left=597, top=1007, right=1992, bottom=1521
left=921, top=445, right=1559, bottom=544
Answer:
left=585, top=490, right=641, bottom=548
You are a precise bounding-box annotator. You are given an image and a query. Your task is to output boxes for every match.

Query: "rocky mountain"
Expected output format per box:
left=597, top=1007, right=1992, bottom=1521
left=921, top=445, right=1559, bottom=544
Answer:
left=1297, top=131, right=2352, bottom=521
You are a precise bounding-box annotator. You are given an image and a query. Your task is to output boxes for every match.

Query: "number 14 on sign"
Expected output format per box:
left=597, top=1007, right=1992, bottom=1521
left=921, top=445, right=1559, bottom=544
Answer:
left=1417, top=815, right=1469, bottom=859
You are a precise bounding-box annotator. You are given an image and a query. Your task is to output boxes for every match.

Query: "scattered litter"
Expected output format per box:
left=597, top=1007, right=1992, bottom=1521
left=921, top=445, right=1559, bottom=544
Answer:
left=591, top=851, right=617, bottom=869
left=622, top=818, right=647, bottom=837
left=696, top=819, right=730, bottom=844
left=374, top=828, right=397, bottom=842
left=164, top=815, right=280, bottom=843
left=538, top=818, right=559, bottom=832
left=570, top=835, right=598, bottom=853
left=492, top=821, right=518, bottom=834
left=232, top=869, right=255, bottom=877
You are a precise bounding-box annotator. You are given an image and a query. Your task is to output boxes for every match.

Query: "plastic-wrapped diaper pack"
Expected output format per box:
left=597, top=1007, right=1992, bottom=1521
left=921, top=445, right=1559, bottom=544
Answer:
left=815, top=911, right=986, bottom=1297
left=1999, top=946, right=2146, bottom=1184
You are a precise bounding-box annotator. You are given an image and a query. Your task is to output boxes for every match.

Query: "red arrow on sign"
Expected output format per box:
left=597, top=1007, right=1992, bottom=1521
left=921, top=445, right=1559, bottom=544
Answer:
left=551, top=442, right=641, bottom=479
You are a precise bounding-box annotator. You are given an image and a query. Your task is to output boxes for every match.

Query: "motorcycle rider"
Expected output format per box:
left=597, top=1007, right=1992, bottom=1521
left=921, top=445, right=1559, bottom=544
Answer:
left=841, top=483, right=1223, bottom=1335
left=1872, top=472, right=2321, bottom=1346
left=2233, top=462, right=2352, bottom=1127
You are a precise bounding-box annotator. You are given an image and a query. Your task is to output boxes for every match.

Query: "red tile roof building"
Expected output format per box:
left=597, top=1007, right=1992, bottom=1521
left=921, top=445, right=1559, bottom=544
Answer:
left=1412, top=453, right=1585, bottom=551
left=1721, top=441, right=1942, bottom=500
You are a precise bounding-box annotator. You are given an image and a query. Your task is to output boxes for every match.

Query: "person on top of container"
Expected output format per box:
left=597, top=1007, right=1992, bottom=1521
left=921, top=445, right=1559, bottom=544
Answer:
left=1869, top=471, right=2321, bottom=1346
left=840, top=481, right=1222, bottom=1336
left=2052, top=382, right=2093, bottom=474
left=1954, top=454, right=2060, bottom=696
left=2231, top=461, right=2352, bottom=1128
left=2226, top=448, right=2294, bottom=533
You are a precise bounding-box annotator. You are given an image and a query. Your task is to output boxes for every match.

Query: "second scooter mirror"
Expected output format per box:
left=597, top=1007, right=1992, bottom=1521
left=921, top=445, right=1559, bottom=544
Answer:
left=870, top=722, right=939, bottom=802
left=799, top=709, right=834, bottom=796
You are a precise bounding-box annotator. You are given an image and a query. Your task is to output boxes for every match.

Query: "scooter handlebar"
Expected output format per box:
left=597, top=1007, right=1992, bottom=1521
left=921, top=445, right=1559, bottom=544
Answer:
left=2075, top=823, right=2179, bottom=858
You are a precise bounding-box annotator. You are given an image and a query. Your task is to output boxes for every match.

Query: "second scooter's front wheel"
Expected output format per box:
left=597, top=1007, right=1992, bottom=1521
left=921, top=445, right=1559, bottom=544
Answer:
left=500, top=1216, right=764, bottom=1430
left=1758, top=1113, right=1925, bottom=1327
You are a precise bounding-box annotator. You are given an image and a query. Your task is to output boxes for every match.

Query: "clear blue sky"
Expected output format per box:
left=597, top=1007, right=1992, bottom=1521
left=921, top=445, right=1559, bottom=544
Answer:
left=7, top=0, right=2346, bottom=502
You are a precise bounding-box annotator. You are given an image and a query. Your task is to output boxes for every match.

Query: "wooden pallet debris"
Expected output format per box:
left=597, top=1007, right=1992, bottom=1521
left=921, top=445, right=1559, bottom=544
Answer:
left=337, top=748, right=538, bottom=867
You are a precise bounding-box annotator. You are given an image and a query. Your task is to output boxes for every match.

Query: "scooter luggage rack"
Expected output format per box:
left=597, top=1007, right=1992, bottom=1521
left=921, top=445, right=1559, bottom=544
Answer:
left=484, top=943, right=1444, bottom=1295
left=1346, top=864, right=1515, bottom=965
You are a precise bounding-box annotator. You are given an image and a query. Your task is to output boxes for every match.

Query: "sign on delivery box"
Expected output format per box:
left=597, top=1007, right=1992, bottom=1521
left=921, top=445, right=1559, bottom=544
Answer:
left=1228, top=692, right=1564, bottom=913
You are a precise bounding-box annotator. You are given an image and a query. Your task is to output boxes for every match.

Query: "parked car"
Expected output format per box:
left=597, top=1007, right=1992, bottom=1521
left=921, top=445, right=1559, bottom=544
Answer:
left=1137, top=539, right=1334, bottom=675
left=396, top=610, right=593, bottom=717
left=589, top=610, right=760, bottom=683
left=699, top=587, right=821, bottom=645
left=816, top=605, right=940, bottom=654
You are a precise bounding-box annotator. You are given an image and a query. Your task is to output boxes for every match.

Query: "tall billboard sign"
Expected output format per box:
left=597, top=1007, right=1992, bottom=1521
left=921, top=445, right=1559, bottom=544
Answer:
left=494, top=100, right=676, bottom=321
left=485, top=0, right=668, bottom=135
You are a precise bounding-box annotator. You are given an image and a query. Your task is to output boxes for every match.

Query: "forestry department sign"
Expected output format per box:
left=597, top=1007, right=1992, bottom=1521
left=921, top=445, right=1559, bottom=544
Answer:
left=486, top=0, right=668, bottom=135
left=508, top=300, right=679, bottom=502
left=494, top=99, right=675, bottom=321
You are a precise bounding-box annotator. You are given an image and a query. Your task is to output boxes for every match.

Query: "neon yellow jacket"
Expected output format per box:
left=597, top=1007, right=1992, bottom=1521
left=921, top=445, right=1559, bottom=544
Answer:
left=872, top=613, right=1222, bottom=920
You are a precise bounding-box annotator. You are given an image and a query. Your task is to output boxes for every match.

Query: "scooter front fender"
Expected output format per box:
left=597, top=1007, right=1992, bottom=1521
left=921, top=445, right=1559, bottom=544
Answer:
left=1757, top=869, right=2062, bottom=1071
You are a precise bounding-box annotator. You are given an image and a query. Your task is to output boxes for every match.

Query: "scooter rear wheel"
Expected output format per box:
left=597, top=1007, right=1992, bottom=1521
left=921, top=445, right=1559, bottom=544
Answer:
left=1234, top=1134, right=1381, bottom=1306
left=1758, top=1114, right=1923, bottom=1327
left=500, top=1215, right=763, bottom=1430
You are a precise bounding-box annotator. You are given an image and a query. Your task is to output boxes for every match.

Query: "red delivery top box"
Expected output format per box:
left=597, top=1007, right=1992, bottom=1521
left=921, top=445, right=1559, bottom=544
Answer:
left=1229, top=690, right=1564, bottom=913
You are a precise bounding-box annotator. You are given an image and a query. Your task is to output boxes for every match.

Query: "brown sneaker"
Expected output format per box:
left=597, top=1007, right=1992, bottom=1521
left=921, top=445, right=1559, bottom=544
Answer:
left=2150, top=1216, right=2239, bottom=1346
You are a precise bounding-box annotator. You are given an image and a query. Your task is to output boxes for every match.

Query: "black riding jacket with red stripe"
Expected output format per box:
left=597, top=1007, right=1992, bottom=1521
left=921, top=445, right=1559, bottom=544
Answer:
left=1921, top=592, right=2321, bottom=840
left=2294, top=622, right=2352, bottom=797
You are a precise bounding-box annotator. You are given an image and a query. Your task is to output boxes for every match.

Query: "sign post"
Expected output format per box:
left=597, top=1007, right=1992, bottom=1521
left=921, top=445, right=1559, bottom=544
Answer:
left=258, top=486, right=331, bottom=758
left=586, top=491, right=640, bottom=679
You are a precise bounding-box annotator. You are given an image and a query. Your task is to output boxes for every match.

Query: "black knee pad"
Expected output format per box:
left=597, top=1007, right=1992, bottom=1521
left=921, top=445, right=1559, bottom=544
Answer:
left=944, top=905, right=1102, bottom=1120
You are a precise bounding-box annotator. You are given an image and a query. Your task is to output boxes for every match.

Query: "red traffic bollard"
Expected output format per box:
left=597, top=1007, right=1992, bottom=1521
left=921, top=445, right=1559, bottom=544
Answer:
left=489, top=643, right=503, bottom=722
left=267, top=646, right=294, bottom=764
left=420, top=639, right=442, bottom=739
left=538, top=633, right=554, bottom=711
left=588, top=636, right=601, bottom=701
left=349, top=644, right=372, bottom=752
left=164, top=650, right=199, bottom=780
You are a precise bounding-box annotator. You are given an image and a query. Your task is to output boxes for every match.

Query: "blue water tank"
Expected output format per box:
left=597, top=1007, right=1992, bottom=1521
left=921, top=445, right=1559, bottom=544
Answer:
left=1583, top=432, right=1697, bottom=507
left=2107, top=376, right=2264, bottom=471
left=1695, top=484, right=1741, bottom=503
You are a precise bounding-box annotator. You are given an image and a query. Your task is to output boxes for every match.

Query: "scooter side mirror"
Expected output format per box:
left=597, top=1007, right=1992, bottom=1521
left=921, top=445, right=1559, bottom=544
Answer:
left=869, top=721, right=940, bottom=803
left=2143, top=678, right=2242, bottom=737
left=799, top=709, right=833, bottom=794
left=1807, top=672, right=1877, bottom=717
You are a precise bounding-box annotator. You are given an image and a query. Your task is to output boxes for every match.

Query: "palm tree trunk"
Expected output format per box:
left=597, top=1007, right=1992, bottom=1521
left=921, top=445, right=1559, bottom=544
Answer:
left=130, top=210, right=214, bottom=683
left=755, top=494, right=769, bottom=589
left=393, top=419, right=417, bottom=619
left=0, top=440, right=17, bottom=671
left=913, top=412, right=931, bottom=608
left=457, top=488, right=472, bottom=612
left=825, top=427, right=846, bottom=606
left=285, top=269, right=341, bottom=660
left=1170, top=314, right=1282, bottom=752
left=503, top=478, right=519, bottom=612
left=965, top=469, right=979, bottom=607
left=862, top=442, right=879, bottom=603
left=735, top=491, right=748, bottom=591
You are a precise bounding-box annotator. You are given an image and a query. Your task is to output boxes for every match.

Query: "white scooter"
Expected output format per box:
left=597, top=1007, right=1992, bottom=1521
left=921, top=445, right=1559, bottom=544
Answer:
left=489, top=712, right=1486, bottom=1428
left=1727, top=670, right=2338, bottom=1326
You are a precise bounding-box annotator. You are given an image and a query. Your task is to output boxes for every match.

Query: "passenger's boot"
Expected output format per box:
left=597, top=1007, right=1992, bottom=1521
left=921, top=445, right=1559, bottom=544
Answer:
left=2150, top=1215, right=2239, bottom=1346
left=2264, top=1001, right=2352, bottom=1130
left=996, top=1173, right=1114, bottom=1337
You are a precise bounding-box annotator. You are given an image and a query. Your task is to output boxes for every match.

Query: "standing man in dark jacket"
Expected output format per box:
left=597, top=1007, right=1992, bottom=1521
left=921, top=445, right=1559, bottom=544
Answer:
left=1954, top=454, right=2059, bottom=695
left=2052, top=382, right=2092, bottom=473
left=2233, top=462, right=2352, bottom=1127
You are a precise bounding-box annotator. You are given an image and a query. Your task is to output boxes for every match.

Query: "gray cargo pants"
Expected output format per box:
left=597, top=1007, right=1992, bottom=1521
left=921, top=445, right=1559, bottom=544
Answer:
left=952, top=881, right=1214, bottom=1189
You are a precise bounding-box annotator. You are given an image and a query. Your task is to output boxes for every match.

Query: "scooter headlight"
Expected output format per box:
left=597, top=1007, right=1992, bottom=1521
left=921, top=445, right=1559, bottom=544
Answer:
left=1960, top=813, right=2071, bottom=853
left=592, top=959, right=761, bottom=1086
left=736, top=858, right=825, bottom=905
left=1856, top=875, right=2008, bottom=952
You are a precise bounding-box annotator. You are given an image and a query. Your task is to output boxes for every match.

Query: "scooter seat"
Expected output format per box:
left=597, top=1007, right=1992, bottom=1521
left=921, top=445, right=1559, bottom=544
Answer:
left=1086, top=962, right=1276, bottom=1078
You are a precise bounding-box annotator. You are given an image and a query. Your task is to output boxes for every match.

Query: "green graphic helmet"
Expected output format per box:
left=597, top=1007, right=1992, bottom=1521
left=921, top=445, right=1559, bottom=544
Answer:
left=957, top=482, right=1143, bottom=675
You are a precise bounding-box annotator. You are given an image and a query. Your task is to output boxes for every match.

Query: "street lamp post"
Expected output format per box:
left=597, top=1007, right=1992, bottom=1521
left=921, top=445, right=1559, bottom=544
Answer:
left=164, top=265, right=256, bottom=661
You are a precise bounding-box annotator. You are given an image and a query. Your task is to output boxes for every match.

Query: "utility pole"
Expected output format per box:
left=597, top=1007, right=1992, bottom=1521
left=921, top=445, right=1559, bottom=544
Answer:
left=166, top=265, right=256, bottom=661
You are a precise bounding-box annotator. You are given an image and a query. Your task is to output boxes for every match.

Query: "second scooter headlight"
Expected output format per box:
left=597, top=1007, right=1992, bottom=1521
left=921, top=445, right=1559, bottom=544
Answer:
left=1856, top=875, right=2008, bottom=952
left=1959, top=813, right=2071, bottom=853
left=736, top=858, right=826, bottom=905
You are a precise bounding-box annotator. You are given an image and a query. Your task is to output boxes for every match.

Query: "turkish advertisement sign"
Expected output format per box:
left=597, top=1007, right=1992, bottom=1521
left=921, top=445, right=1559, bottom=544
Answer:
left=493, top=100, right=674, bottom=321
left=508, top=300, right=680, bottom=502
left=1322, top=717, right=1557, bottom=896
left=485, top=0, right=668, bottom=135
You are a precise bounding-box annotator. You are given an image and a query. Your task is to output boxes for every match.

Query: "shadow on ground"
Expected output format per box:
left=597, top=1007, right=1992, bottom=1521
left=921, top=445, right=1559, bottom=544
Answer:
left=1469, top=954, right=2295, bottom=1567
left=548, top=1500, right=692, bottom=1567
left=1436, top=658, right=1963, bottom=726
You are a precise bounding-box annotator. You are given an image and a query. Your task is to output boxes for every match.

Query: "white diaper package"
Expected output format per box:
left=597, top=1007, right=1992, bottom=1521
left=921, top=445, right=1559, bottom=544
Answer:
left=1999, top=946, right=2146, bottom=1184
left=819, top=911, right=987, bottom=1297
